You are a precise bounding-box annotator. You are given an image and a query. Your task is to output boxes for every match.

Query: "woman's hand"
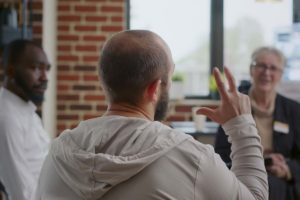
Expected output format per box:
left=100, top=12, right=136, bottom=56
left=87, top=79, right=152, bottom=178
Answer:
left=197, top=66, right=251, bottom=124
left=267, top=153, right=292, bottom=180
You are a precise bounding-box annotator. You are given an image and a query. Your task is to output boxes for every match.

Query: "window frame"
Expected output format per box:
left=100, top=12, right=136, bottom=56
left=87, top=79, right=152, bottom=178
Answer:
left=126, top=0, right=299, bottom=98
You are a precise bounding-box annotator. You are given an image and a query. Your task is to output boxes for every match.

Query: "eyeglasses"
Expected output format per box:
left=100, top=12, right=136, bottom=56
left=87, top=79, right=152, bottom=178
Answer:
left=252, top=62, right=283, bottom=74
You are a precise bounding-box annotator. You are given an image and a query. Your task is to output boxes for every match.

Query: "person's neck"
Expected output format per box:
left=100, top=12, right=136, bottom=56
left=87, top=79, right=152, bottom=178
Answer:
left=104, top=103, right=153, bottom=121
left=3, top=78, right=29, bottom=103
left=250, top=88, right=275, bottom=110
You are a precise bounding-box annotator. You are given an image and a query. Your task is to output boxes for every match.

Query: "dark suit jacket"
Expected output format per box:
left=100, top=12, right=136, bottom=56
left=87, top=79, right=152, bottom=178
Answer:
left=215, top=92, right=300, bottom=200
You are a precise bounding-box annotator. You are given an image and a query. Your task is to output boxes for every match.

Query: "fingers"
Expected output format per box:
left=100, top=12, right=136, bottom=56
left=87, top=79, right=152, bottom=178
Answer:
left=197, top=107, right=217, bottom=122
left=224, top=66, right=237, bottom=93
left=269, top=162, right=289, bottom=179
left=270, top=153, right=286, bottom=163
left=213, top=67, right=228, bottom=100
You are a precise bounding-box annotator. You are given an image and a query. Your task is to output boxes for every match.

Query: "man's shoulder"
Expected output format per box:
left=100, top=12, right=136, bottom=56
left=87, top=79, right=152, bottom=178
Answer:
left=0, top=108, right=26, bottom=141
left=0, top=99, right=25, bottom=123
left=0, top=92, right=29, bottom=136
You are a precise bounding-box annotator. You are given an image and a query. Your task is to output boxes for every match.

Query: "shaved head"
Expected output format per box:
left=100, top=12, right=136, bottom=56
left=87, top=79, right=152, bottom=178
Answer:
left=99, top=30, right=173, bottom=106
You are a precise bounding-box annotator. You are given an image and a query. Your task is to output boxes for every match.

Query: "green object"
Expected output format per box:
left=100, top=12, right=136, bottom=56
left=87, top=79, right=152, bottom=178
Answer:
left=209, top=73, right=224, bottom=100
left=209, top=74, right=217, bottom=92
left=172, top=72, right=184, bottom=82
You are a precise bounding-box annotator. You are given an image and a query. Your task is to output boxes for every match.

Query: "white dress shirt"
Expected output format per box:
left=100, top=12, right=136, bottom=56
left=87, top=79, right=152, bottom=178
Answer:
left=0, top=87, right=49, bottom=200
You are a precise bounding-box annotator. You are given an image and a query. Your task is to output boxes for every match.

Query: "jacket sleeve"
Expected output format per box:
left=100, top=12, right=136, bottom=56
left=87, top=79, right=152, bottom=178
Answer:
left=286, top=100, right=300, bottom=197
left=195, top=114, right=268, bottom=200
left=0, top=119, right=36, bottom=200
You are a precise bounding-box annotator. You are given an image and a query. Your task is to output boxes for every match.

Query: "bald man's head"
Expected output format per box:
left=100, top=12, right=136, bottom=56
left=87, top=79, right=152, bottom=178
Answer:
left=99, top=30, right=173, bottom=105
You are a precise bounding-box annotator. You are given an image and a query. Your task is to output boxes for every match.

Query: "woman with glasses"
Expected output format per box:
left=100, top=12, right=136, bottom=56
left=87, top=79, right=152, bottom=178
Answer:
left=215, top=46, right=300, bottom=200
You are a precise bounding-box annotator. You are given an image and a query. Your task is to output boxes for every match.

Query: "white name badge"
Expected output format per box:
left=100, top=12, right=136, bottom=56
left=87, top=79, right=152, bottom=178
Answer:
left=274, top=121, right=289, bottom=134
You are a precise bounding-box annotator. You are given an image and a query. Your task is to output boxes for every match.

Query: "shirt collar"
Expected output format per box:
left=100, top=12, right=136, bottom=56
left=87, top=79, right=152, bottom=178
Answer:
left=0, top=87, right=37, bottom=112
left=249, top=87, right=275, bottom=117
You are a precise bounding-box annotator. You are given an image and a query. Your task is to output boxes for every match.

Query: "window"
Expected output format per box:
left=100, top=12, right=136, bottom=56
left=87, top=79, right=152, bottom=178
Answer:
left=129, top=0, right=211, bottom=96
left=224, top=0, right=293, bottom=83
left=129, top=0, right=296, bottom=97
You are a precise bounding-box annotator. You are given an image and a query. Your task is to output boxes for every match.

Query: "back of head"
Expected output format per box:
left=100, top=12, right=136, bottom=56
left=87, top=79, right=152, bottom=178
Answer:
left=99, top=30, right=172, bottom=105
left=2, top=39, right=41, bottom=74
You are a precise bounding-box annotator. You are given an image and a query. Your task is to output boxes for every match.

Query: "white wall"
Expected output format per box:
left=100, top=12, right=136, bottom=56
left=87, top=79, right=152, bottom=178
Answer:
left=278, top=81, right=300, bottom=103
left=42, top=0, right=57, bottom=138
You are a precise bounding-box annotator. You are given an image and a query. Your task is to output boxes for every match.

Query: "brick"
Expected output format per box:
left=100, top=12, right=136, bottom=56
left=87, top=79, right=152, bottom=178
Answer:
left=71, top=123, right=79, bottom=129
left=58, top=25, right=70, bottom=32
left=57, top=94, right=80, bottom=101
left=83, top=75, right=99, bottom=81
left=58, top=15, right=81, bottom=22
left=58, top=5, right=71, bottom=11
left=85, top=16, right=108, bottom=22
left=83, top=35, right=106, bottom=42
left=58, top=55, right=79, bottom=62
left=57, top=124, right=67, bottom=135
left=175, top=105, right=193, bottom=113
left=96, top=105, right=107, bottom=111
left=57, top=84, right=69, bottom=91
left=54, top=0, right=129, bottom=136
left=84, top=95, right=105, bottom=101
left=58, top=114, right=79, bottom=120
left=86, top=0, right=106, bottom=2
left=75, top=45, right=97, bottom=52
left=75, top=25, right=97, bottom=32
left=57, top=65, right=71, bottom=71
left=58, top=35, right=79, bottom=41
left=166, top=115, right=187, bottom=122
left=75, top=5, right=97, bottom=12
left=32, top=2, right=43, bottom=10
left=83, top=56, right=99, bottom=62
left=58, top=45, right=71, bottom=51
left=32, top=13, right=42, bottom=21
left=84, top=114, right=100, bottom=120
left=33, top=26, right=42, bottom=34
left=74, top=65, right=96, bottom=71
left=70, top=105, right=92, bottom=111
left=58, top=75, right=80, bottom=81
left=57, top=104, right=66, bottom=110
left=101, top=25, right=123, bottom=32
left=111, top=16, right=123, bottom=22
left=57, top=124, right=66, bottom=131
left=101, top=6, right=123, bottom=12
left=73, top=85, right=96, bottom=91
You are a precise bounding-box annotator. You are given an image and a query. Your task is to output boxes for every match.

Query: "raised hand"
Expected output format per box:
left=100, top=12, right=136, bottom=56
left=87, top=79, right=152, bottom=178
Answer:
left=196, top=66, right=251, bottom=124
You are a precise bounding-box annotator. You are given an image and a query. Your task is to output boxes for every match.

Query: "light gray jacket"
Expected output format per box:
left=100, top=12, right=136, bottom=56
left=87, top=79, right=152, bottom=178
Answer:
left=35, top=115, right=268, bottom=200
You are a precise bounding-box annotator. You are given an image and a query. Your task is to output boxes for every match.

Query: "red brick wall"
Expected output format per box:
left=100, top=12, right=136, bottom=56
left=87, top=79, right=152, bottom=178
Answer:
left=0, top=0, right=43, bottom=86
left=0, top=0, right=214, bottom=136
left=55, top=0, right=213, bottom=134
left=56, top=0, right=126, bottom=135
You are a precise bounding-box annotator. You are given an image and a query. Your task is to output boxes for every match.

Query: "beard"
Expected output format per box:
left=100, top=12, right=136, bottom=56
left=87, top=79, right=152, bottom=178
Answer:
left=14, top=72, right=46, bottom=105
left=154, top=88, right=169, bottom=121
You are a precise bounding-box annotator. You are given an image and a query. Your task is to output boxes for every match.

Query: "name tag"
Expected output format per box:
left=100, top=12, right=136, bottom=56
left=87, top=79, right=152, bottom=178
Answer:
left=274, top=121, right=289, bottom=134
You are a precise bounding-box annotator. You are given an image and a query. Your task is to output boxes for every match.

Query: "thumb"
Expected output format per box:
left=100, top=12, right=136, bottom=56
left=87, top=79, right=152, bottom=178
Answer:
left=196, top=107, right=216, bottom=122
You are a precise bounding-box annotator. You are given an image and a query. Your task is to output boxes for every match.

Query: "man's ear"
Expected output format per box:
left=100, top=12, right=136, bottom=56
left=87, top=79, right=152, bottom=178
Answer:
left=145, top=79, right=161, bottom=102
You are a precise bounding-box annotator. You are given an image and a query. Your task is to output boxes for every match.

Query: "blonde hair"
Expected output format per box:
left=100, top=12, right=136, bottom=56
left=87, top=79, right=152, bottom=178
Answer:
left=250, top=46, right=286, bottom=68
